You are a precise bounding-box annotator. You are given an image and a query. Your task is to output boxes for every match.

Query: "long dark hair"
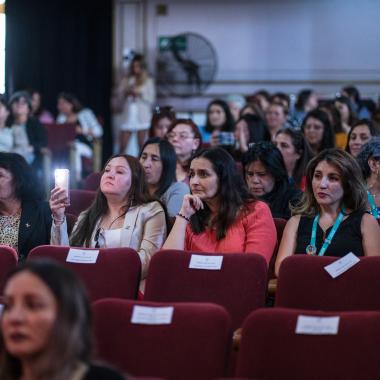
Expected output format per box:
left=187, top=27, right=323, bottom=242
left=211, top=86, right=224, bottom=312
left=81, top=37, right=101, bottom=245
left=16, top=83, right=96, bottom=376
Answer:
left=189, top=147, right=255, bottom=240
left=345, top=119, right=376, bottom=155
left=301, top=109, right=335, bottom=153
left=0, top=152, right=44, bottom=201
left=205, top=99, right=235, bottom=133
left=238, top=114, right=270, bottom=143
left=57, top=92, right=83, bottom=113
left=241, top=141, right=289, bottom=203
left=140, top=137, right=176, bottom=197
left=0, top=260, right=92, bottom=380
left=276, top=127, right=314, bottom=186
left=70, top=154, right=156, bottom=246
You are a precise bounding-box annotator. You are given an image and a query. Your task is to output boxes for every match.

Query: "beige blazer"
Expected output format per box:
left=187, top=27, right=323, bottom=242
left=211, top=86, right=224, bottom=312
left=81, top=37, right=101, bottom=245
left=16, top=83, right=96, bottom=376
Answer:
left=50, top=201, right=167, bottom=280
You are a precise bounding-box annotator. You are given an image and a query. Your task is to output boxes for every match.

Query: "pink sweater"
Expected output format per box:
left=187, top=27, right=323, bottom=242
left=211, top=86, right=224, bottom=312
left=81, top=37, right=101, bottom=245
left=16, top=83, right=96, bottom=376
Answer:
left=185, top=201, right=277, bottom=265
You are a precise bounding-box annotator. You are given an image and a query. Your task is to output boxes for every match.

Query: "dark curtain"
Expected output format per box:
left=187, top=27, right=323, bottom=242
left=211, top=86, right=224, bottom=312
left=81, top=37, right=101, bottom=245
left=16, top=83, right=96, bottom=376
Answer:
left=5, top=0, right=113, bottom=163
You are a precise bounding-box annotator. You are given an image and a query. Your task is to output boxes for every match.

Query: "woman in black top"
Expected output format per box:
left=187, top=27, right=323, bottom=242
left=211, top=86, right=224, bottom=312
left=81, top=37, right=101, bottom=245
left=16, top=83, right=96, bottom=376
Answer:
left=275, top=148, right=380, bottom=277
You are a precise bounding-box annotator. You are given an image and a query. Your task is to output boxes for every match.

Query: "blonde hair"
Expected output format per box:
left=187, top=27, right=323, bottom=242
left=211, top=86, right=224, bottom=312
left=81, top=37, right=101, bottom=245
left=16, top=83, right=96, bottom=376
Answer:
left=291, top=148, right=368, bottom=217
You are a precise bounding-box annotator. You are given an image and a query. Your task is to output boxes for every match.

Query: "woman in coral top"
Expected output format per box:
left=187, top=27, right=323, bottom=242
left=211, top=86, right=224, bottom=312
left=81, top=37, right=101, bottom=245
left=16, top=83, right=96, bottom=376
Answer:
left=163, top=147, right=277, bottom=265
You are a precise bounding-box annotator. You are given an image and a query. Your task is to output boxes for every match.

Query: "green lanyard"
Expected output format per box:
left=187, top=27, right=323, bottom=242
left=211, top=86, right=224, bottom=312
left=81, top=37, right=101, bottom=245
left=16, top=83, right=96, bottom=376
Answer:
left=367, top=191, right=379, bottom=219
left=306, top=207, right=346, bottom=256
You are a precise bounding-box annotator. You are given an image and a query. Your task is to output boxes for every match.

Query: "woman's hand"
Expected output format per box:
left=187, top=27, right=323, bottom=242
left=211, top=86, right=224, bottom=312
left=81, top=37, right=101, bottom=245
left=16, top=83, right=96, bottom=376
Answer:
left=179, top=194, right=204, bottom=219
left=49, top=187, right=69, bottom=222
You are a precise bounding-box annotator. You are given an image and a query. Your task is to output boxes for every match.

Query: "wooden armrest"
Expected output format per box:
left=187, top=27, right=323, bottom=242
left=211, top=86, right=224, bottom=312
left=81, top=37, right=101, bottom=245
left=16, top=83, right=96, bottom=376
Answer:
left=232, top=327, right=242, bottom=351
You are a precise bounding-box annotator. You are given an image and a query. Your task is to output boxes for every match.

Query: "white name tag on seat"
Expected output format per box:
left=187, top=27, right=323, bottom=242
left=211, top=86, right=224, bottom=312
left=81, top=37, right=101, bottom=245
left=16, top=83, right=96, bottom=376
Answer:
left=296, top=315, right=340, bottom=335
left=324, top=252, right=360, bottom=279
left=66, top=248, right=99, bottom=264
left=189, top=254, right=223, bottom=270
left=131, top=305, right=174, bottom=325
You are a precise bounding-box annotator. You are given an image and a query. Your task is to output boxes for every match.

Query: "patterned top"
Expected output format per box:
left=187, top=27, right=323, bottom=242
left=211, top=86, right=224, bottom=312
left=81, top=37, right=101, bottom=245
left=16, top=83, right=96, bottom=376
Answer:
left=0, top=214, right=21, bottom=252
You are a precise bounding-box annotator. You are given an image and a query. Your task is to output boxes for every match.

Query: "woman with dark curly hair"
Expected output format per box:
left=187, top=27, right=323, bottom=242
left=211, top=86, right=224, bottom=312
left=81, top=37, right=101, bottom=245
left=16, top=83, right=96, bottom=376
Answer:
left=163, top=147, right=276, bottom=265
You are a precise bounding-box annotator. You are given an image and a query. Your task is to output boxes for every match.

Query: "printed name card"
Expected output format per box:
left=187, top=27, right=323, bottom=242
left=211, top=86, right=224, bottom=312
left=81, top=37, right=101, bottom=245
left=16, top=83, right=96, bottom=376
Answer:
left=189, top=254, right=223, bottom=270
left=296, top=315, right=340, bottom=335
left=324, top=252, right=360, bottom=279
left=131, top=305, right=174, bottom=325
left=66, top=248, right=99, bottom=264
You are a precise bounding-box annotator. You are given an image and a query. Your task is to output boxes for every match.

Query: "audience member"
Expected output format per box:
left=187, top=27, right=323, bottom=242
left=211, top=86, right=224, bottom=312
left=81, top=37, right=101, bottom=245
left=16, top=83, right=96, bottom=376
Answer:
left=301, top=109, right=335, bottom=154
left=342, top=85, right=372, bottom=119
left=319, top=102, right=347, bottom=149
left=225, top=94, right=246, bottom=122
left=163, top=147, right=277, bottom=265
left=8, top=91, right=48, bottom=172
left=275, top=127, right=313, bottom=190
left=148, top=105, right=176, bottom=138
left=248, top=90, right=271, bottom=113
left=293, top=89, right=319, bottom=127
left=265, top=101, right=288, bottom=140
left=275, top=149, right=380, bottom=276
left=356, top=137, right=380, bottom=219
left=239, top=102, right=265, bottom=120
left=0, top=152, right=51, bottom=261
left=56, top=92, right=103, bottom=181
left=234, top=114, right=270, bottom=156
left=0, top=260, right=125, bottom=380
left=28, top=88, right=55, bottom=124
left=0, top=95, right=13, bottom=152
left=50, top=154, right=167, bottom=283
left=334, top=95, right=357, bottom=133
left=346, top=119, right=375, bottom=157
left=140, top=137, right=189, bottom=219
left=203, top=99, right=234, bottom=144
left=242, top=142, right=302, bottom=219
left=116, top=53, right=155, bottom=152
left=166, top=119, right=202, bottom=183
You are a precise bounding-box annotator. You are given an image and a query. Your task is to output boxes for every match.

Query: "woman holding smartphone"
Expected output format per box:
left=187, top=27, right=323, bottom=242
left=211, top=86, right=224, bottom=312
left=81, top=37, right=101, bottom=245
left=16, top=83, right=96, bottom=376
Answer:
left=163, top=147, right=277, bottom=265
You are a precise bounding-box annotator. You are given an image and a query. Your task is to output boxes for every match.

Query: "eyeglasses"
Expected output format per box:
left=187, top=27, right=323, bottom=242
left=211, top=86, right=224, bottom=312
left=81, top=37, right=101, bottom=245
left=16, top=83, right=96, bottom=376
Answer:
left=94, top=227, right=105, bottom=248
left=167, top=132, right=194, bottom=141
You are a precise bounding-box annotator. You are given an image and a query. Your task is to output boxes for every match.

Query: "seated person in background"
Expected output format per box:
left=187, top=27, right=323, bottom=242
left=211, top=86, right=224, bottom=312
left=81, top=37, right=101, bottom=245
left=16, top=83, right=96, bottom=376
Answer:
left=275, top=149, right=380, bottom=277
left=148, top=105, right=176, bottom=138
left=334, top=95, right=357, bottom=134
left=140, top=137, right=189, bottom=220
left=8, top=91, right=48, bottom=173
left=234, top=114, right=270, bottom=157
left=356, top=136, right=380, bottom=220
left=50, top=154, right=167, bottom=285
left=163, top=147, right=277, bottom=266
left=275, top=127, right=314, bottom=190
left=28, top=88, right=55, bottom=124
left=203, top=99, right=235, bottom=144
left=292, top=89, right=319, bottom=128
left=301, top=109, right=335, bottom=154
left=0, top=152, right=52, bottom=261
left=265, top=101, right=288, bottom=140
left=166, top=119, right=202, bottom=183
left=242, top=142, right=302, bottom=220
left=342, top=85, right=372, bottom=119
left=0, top=95, right=13, bottom=152
left=56, top=92, right=103, bottom=181
left=225, top=94, right=246, bottom=122
left=0, top=260, right=125, bottom=380
left=345, top=119, right=375, bottom=157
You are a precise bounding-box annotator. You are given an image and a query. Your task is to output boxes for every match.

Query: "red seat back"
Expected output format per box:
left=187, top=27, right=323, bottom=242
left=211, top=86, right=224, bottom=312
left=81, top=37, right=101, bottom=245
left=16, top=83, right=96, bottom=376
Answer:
left=66, top=189, right=96, bottom=216
left=0, top=246, right=18, bottom=294
left=236, top=308, right=380, bottom=379
left=93, top=299, right=231, bottom=380
left=83, top=171, right=102, bottom=191
left=144, top=250, right=267, bottom=329
left=276, top=255, right=380, bottom=311
left=28, top=245, right=141, bottom=302
left=44, top=123, right=76, bottom=160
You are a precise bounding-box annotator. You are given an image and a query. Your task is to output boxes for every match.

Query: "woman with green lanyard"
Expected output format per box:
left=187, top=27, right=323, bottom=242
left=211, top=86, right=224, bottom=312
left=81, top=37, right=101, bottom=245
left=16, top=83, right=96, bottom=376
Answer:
left=275, top=148, right=380, bottom=277
left=356, top=137, right=380, bottom=220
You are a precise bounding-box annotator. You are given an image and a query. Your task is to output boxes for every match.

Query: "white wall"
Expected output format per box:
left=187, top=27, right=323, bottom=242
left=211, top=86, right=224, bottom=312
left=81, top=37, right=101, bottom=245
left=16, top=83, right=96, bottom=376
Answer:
left=115, top=0, right=380, bottom=111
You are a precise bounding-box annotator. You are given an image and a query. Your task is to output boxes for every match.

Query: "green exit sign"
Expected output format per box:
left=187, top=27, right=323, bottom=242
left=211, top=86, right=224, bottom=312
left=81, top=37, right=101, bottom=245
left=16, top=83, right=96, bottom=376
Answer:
left=158, top=36, right=187, bottom=52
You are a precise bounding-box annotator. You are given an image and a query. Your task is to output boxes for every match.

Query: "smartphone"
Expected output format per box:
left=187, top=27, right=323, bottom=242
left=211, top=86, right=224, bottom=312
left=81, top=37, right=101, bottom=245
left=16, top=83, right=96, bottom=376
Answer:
left=54, top=169, right=70, bottom=206
left=218, top=132, right=235, bottom=146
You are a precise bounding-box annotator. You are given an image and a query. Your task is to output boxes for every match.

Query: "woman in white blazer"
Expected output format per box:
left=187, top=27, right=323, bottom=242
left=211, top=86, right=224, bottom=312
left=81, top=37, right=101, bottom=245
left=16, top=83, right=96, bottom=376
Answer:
left=50, top=154, right=167, bottom=282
